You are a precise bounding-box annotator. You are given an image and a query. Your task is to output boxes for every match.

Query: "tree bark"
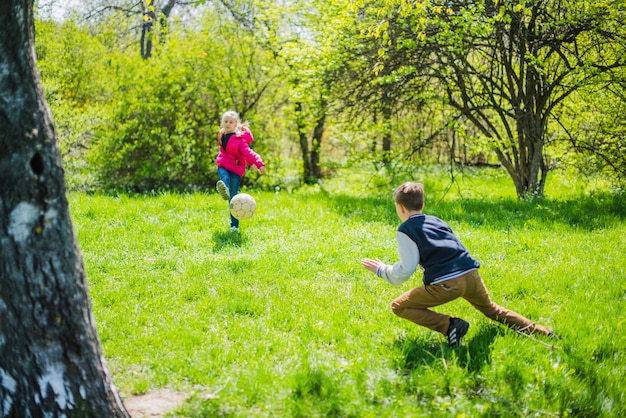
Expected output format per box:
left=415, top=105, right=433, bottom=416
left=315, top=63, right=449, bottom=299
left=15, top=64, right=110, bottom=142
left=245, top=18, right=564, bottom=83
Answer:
left=295, top=102, right=313, bottom=181
left=381, top=92, right=392, bottom=165
left=0, top=1, right=129, bottom=416
left=309, top=98, right=326, bottom=182
left=141, top=0, right=156, bottom=59
left=295, top=100, right=325, bottom=184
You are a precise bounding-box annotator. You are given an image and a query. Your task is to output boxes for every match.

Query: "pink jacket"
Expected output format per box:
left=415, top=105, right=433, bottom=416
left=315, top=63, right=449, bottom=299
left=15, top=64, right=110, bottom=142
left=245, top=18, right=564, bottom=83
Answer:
left=215, top=128, right=265, bottom=177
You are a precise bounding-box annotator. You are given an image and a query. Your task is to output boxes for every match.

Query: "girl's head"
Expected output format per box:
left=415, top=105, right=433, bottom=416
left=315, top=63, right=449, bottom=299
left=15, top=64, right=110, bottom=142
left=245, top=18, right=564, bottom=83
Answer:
left=221, top=110, right=241, bottom=134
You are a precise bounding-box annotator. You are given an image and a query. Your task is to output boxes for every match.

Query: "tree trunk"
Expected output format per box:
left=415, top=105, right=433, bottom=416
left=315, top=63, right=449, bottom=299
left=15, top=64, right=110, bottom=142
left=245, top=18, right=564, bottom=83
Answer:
left=141, top=0, right=156, bottom=59
left=295, top=100, right=325, bottom=184
left=309, top=98, right=327, bottom=182
left=295, top=102, right=314, bottom=182
left=159, top=0, right=177, bottom=45
left=381, top=92, right=392, bottom=164
left=0, top=1, right=129, bottom=416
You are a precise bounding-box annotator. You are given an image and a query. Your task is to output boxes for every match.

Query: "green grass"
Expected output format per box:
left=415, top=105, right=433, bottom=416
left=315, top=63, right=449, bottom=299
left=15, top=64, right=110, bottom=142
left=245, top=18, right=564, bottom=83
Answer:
left=69, top=168, right=626, bottom=417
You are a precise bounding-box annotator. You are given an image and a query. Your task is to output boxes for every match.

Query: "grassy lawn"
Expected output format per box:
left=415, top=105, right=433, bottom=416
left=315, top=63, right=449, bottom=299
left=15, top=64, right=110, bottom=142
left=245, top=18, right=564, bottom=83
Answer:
left=69, top=168, right=626, bottom=417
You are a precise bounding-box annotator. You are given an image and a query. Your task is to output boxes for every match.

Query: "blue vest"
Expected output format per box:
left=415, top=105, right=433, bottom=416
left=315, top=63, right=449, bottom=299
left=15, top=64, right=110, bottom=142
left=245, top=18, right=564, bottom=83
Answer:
left=398, top=215, right=479, bottom=285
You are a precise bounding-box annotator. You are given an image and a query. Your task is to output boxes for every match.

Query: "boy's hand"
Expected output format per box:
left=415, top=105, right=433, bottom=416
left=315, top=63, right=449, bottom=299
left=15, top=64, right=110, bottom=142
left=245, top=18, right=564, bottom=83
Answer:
left=361, top=258, right=382, bottom=274
left=257, top=166, right=266, bottom=175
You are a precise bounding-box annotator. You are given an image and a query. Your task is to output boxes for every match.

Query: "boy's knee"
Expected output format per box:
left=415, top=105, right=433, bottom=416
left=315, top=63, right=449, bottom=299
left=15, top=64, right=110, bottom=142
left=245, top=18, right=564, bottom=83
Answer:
left=390, top=300, right=404, bottom=317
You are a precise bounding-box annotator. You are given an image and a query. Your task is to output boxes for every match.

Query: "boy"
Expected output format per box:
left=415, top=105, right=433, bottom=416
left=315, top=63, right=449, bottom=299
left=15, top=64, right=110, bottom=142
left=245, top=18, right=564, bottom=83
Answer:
left=361, top=182, right=553, bottom=347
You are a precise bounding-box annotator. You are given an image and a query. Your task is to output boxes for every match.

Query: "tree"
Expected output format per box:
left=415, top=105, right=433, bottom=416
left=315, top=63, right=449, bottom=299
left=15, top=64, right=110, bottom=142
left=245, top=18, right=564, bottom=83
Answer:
left=204, top=0, right=328, bottom=184
left=365, top=0, right=625, bottom=198
left=0, top=0, right=129, bottom=416
left=278, top=0, right=357, bottom=184
left=288, top=58, right=330, bottom=184
left=141, top=0, right=177, bottom=59
left=325, top=3, right=440, bottom=172
left=87, top=4, right=281, bottom=192
left=49, top=0, right=180, bottom=59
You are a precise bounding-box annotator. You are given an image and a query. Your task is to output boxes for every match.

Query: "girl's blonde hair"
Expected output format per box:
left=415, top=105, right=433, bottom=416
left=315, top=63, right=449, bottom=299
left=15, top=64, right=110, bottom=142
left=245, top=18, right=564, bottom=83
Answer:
left=221, top=110, right=248, bottom=133
left=221, top=110, right=241, bottom=124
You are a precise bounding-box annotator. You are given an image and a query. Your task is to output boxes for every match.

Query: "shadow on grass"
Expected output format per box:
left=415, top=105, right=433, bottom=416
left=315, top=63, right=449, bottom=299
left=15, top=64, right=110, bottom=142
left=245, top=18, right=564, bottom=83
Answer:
left=325, top=191, right=626, bottom=231
left=393, top=326, right=499, bottom=375
left=212, top=230, right=248, bottom=252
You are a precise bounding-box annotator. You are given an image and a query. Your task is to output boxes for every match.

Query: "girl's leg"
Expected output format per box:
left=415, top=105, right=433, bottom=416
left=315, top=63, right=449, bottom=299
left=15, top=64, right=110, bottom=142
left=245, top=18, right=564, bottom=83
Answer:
left=228, top=173, right=242, bottom=229
left=217, top=167, right=231, bottom=188
left=391, top=278, right=466, bottom=335
left=462, top=270, right=550, bottom=335
left=217, top=168, right=231, bottom=200
left=218, top=168, right=238, bottom=228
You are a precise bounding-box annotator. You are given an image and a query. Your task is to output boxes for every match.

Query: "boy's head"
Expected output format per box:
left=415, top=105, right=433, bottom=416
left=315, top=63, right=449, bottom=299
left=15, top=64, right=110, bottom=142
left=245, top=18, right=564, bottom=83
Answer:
left=394, top=182, right=425, bottom=212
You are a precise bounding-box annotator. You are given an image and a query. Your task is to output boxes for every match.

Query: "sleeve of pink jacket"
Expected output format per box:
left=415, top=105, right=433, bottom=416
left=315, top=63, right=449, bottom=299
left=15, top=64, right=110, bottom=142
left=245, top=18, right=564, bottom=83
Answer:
left=241, top=128, right=254, bottom=144
left=238, top=129, right=265, bottom=168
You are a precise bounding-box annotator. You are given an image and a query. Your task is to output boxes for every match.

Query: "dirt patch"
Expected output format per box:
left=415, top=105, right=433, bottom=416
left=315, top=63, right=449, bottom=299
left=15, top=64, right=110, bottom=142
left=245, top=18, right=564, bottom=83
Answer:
left=124, top=388, right=188, bottom=418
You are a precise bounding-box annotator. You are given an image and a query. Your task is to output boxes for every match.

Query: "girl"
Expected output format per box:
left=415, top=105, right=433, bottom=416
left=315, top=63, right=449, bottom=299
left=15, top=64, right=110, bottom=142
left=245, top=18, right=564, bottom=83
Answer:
left=215, top=110, right=266, bottom=232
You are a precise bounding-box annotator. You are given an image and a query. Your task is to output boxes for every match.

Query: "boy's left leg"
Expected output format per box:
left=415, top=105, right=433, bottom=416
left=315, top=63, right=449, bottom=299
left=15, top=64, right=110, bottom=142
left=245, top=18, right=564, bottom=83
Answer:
left=391, top=280, right=466, bottom=335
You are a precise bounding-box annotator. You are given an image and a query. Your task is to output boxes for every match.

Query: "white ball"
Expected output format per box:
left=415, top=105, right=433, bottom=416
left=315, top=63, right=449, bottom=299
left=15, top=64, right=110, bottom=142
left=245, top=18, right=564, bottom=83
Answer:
left=229, top=193, right=256, bottom=220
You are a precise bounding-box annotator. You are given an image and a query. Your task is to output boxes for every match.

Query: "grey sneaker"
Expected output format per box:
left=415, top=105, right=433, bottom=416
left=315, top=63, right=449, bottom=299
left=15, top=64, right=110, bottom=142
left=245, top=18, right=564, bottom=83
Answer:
left=447, top=317, right=469, bottom=347
left=216, top=180, right=230, bottom=200
left=230, top=226, right=239, bottom=233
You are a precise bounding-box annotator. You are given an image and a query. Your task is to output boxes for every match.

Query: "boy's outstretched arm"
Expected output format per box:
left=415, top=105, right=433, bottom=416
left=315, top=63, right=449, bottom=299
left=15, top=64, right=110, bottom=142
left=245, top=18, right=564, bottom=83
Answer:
left=361, top=232, right=419, bottom=286
left=361, top=258, right=383, bottom=273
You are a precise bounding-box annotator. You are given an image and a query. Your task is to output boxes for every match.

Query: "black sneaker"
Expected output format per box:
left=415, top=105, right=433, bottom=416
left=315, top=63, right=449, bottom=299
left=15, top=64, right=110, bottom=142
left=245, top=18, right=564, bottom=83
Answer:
left=447, top=317, right=469, bottom=347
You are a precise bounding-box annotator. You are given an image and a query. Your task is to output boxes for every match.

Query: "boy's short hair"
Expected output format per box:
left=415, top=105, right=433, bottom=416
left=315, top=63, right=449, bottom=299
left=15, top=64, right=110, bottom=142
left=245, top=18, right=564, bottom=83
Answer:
left=394, top=182, right=425, bottom=211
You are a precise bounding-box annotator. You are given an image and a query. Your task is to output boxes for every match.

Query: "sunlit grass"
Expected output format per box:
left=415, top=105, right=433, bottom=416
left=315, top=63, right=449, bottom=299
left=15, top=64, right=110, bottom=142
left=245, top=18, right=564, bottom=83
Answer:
left=69, top=168, right=626, bottom=417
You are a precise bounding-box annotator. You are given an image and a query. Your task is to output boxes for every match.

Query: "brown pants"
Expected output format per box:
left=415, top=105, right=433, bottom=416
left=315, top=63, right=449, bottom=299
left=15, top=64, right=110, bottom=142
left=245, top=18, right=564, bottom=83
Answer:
left=391, top=270, right=550, bottom=336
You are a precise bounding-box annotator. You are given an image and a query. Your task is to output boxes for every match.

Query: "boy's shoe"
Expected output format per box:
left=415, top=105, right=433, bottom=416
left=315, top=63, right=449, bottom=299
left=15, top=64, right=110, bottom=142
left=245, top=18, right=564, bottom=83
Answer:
left=447, top=317, right=470, bottom=347
left=216, top=180, right=230, bottom=200
left=230, top=226, right=239, bottom=232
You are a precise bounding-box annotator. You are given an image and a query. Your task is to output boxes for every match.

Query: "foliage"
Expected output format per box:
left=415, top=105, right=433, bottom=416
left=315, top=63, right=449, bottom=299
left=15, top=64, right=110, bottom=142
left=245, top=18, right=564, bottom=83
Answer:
left=36, top=8, right=285, bottom=193
left=88, top=44, right=216, bottom=192
left=352, top=0, right=626, bottom=198
left=256, top=0, right=359, bottom=183
left=70, top=168, right=626, bottom=417
left=34, top=0, right=626, bottom=196
left=554, top=72, right=626, bottom=188
left=35, top=19, right=116, bottom=191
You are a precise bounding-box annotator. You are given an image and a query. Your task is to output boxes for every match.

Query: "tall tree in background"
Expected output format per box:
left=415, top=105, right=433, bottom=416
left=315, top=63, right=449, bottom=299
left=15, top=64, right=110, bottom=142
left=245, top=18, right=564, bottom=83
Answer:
left=215, top=0, right=331, bottom=184
left=368, top=0, right=625, bottom=198
left=141, top=0, right=177, bottom=59
left=332, top=9, right=430, bottom=166
left=280, top=0, right=354, bottom=183
left=0, top=0, right=129, bottom=416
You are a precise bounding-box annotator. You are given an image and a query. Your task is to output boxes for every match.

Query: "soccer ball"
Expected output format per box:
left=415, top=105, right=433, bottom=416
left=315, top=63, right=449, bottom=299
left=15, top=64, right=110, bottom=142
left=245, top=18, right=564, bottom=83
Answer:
left=230, top=193, right=256, bottom=220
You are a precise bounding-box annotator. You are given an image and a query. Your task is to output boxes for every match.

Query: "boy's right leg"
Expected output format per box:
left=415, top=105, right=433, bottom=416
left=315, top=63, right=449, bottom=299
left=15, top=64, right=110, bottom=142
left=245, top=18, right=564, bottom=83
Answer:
left=462, top=271, right=551, bottom=336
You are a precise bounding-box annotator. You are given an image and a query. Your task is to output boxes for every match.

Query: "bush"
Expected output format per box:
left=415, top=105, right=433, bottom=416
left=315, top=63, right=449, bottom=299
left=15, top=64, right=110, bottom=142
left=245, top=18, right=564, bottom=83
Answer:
left=89, top=57, right=216, bottom=192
